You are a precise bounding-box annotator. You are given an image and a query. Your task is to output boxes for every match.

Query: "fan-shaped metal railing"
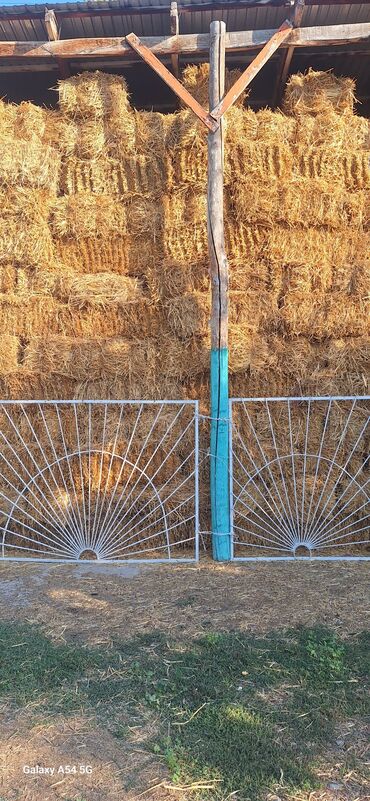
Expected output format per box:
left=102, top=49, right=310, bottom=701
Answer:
left=230, top=396, right=370, bottom=561
left=0, top=400, right=199, bottom=563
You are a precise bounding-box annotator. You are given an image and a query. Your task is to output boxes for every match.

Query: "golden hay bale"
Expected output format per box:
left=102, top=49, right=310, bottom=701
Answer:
left=0, top=100, right=16, bottom=138
left=165, top=292, right=210, bottom=339
left=295, top=148, right=370, bottom=189
left=57, top=272, right=143, bottom=308
left=163, top=190, right=208, bottom=263
left=0, top=187, right=53, bottom=222
left=0, top=296, right=62, bottom=337
left=263, top=226, right=370, bottom=269
left=283, top=69, right=356, bottom=116
left=229, top=289, right=278, bottom=335
left=60, top=153, right=166, bottom=196
left=228, top=141, right=293, bottom=183
left=145, top=260, right=209, bottom=301
left=229, top=260, right=283, bottom=297
left=229, top=331, right=272, bottom=374
left=50, top=194, right=127, bottom=240
left=125, top=195, right=164, bottom=239
left=160, top=335, right=209, bottom=380
left=0, top=372, right=79, bottom=401
left=279, top=290, right=369, bottom=339
left=24, top=336, right=158, bottom=384
left=294, top=110, right=369, bottom=151
left=0, top=294, right=168, bottom=340
left=0, top=140, right=60, bottom=192
left=256, top=108, right=296, bottom=143
left=181, top=63, right=244, bottom=107
left=135, top=110, right=176, bottom=156
left=0, top=219, right=55, bottom=269
left=58, top=70, right=131, bottom=119
left=0, top=335, right=19, bottom=375
left=243, top=180, right=369, bottom=229
left=15, top=101, right=48, bottom=140
left=56, top=235, right=159, bottom=276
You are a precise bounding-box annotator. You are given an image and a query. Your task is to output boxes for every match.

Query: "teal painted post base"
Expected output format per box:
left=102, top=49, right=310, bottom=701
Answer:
left=210, top=348, right=231, bottom=561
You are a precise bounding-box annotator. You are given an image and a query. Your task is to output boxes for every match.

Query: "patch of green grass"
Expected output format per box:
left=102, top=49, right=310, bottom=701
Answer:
left=0, top=623, right=368, bottom=800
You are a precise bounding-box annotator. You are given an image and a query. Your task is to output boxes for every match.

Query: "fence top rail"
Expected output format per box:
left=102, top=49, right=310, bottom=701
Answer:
left=230, top=395, right=370, bottom=403
left=0, top=399, right=199, bottom=406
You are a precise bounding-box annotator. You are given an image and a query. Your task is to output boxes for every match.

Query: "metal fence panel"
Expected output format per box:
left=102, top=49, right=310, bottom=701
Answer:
left=230, top=396, right=370, bottom=561
left=0, top=400, right=199, bottom=563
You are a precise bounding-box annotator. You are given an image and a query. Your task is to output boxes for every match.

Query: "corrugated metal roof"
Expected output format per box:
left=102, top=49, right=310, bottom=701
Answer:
left=0, top=0, right=369, bottom=42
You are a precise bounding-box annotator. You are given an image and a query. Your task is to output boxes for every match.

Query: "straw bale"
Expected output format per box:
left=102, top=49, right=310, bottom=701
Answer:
left=229, top=289, right=278, bottom=334
left=56, top=235, right=159, bottom=275
left=15, top=101, right=48, bottom=141
left=60, top=153, right=166, bottom=196
left=280, top=290, right=369, bottom=338
left=283, top=69, right=356, bottom=116
left=163, top=190, right=207, bottom=262
left=228, top=141, right=293, bottom=183
left=125, top=195, right=164, bottom=240
left=0, top=187, right=53, bottom=222
left=0, top=139, right=60, bottom=192
left=57, top=272, right=143, bottom=308
left=50, top=194, right=127, bottom=240
left=263, top=226, right=369, bottom=270
left=256, top=108, right=297, bottom=143
left=160, top=335, right=209, bottom=380
left=294, top=111, right=369, bottom=151
left=0, top=294, right=168, bottom=340
left=58, top=71, right=131, bottom=119
left=165, top=292, right=210, bottom=339
left=0, top=372, right=78, bottom=401
left=24, top=336, right=158, bottom=384
left=229, top=260, right=283, bottom=297
left=181, top=64, right=244, bottom=107
left=0, top=218, right=55, bottom=269
left=226, top=224, right=270, bottom=267
left=135, top=110, right=176, bottom=156
left=0, top=335, right=19, bottom=375
left=0, top=296, right=61, bottom=337
left=295, top=148, right=370, bottom=189
left=229, top=331, right=272, bottom=374
left=145, top=260, right=209, bottom=301
left=240, top=180, right=369, bottom=229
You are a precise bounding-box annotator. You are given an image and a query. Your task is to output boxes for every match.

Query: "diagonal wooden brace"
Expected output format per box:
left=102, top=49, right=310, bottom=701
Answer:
left=126, top=32, right=218, bottom=132
left=209, top=20, right=293, bottom=121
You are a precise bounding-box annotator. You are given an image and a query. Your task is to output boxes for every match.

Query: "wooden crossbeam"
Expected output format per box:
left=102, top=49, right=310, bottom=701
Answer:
left=0, top=23, right=368, bottom=61
left=210, top=20, right=293, bottom=120
left=126, top=32, right=218, bottom=131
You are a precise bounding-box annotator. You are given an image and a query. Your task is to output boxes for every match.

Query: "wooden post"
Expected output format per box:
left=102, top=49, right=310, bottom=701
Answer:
left=208, top=20, right=231, bottom=561
left=170, top=1, right=179, bottom=77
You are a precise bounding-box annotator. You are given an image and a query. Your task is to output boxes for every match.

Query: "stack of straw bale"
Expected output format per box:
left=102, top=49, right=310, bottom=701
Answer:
left=0, top=67, right=368, bottom=402
left=0, top=68, right=368, bottom=552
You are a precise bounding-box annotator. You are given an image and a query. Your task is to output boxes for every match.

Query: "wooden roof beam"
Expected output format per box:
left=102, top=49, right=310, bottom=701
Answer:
left=0, top=23, right=368, bottom=61
left=273, top=0, right=305, bottom=107
left=44, top=8, right=71, bottom=78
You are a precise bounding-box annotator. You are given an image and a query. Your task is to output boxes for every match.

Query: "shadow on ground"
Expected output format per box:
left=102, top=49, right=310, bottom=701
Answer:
left=0, top=621, right=368, bottom=800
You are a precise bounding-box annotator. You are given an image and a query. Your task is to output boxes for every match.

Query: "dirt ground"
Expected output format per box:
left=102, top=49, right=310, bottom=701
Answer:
left=0, top=558, right=368, bottom=801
